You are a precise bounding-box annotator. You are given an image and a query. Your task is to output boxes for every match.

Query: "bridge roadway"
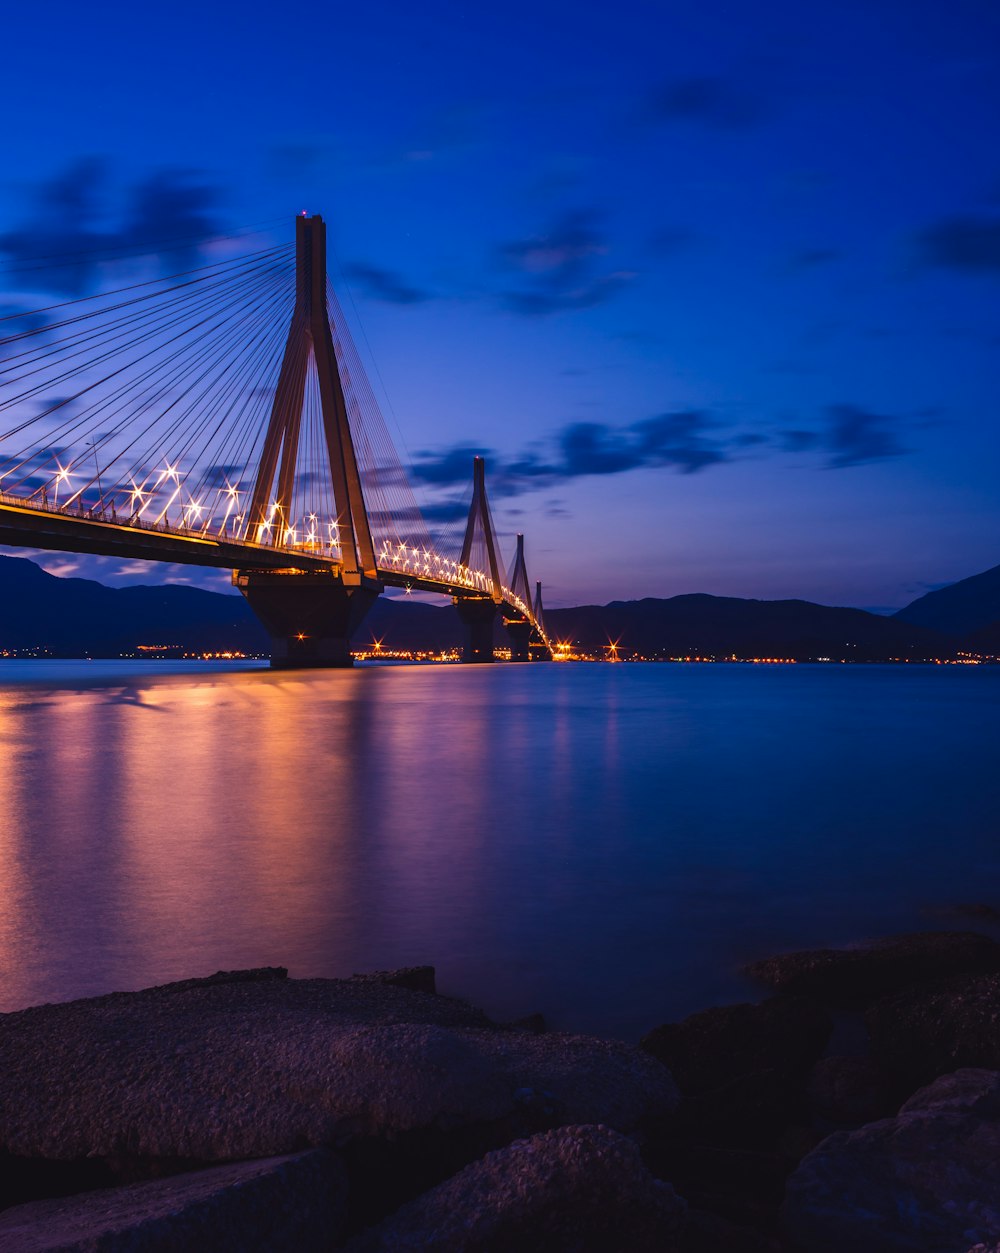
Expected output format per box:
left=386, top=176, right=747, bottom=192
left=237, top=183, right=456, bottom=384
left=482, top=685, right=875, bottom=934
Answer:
left=0, top=491, right=538, bottom=628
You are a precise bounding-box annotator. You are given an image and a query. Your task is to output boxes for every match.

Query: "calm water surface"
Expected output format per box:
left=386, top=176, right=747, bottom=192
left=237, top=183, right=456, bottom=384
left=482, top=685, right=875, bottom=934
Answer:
left=1, top=660, right=998, bottom=1039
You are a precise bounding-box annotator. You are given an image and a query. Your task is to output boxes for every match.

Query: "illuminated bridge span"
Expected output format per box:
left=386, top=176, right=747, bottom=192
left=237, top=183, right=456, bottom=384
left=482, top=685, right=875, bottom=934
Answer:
left=0, top=215, right=551, bottom=666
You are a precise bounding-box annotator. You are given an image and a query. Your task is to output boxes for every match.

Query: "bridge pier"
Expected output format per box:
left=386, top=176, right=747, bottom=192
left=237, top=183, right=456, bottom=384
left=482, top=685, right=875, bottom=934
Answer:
left=505, top=618, right=532, bottom=662
left=236, top=570, right=380, bottom=668
left=455, top=597, right=498, bottom=663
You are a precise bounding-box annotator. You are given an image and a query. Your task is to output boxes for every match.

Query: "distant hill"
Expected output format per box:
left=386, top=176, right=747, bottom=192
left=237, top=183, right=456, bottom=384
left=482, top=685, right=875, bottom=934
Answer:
left=0, top=555, right=462, bottom=656
left=894, top=562, right=1000, bottom=636
left=0, top=555, right=959, bottom=661
left=546, top=594, right=950, bottom=662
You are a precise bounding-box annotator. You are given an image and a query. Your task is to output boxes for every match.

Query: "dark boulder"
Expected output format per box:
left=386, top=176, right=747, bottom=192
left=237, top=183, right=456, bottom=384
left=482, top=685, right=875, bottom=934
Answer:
left=867, top=973, right=1000, bottom=1096
left=744, top=931, right=1000, bottom=1009
left=350, top=966, right=437, bottom=995
left=345, top=1124, right=687, bottom=1252
left=641, top=997, right=830, bottom=1149
left=783, top=1069, right=1000, bottom=1252
left=0, top=1150, right=345, bottom=1252
left=806, top=1055, right=894, bottom=1125
left=0, top=970, right=676, bottom=1177
left=641, top=997, right=831, bottom=1093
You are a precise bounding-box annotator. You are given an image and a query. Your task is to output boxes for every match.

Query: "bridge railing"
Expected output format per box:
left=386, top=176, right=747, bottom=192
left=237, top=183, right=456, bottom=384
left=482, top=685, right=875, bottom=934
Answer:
left=0, top=486, right=346, bottom=561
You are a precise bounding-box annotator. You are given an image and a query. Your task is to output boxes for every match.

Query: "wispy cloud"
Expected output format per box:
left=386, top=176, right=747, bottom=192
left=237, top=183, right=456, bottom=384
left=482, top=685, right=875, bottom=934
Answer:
left=781, top=405, right=909, bottom=467
left=341, top=262, right=431, bottom=305
left=644, top=76, right=771, bottom=130
left=495, top=209, right=635, bottom=316
left=411, top=410, right=730, bottom=495
left=0, top=159, right=227, bottom=295
left=915, top=215, right=1000, bottom=274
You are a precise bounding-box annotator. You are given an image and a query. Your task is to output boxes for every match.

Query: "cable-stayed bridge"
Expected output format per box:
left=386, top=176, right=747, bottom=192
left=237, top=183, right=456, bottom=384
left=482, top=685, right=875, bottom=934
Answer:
left=0, top=215, right=551, bottom=665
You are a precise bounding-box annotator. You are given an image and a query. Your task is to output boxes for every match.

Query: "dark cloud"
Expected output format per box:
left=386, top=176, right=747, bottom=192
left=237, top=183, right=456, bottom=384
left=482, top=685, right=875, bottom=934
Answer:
left=825, top=404, right=907, bottom=468
left=0, top=160, right=226, bottom=295
left=201, top=463, right=245, bottom=488
left=781, top=407, right=908, bottom=467
left=496, top=209, right=635, bottom=316
left=411, top=411, right=730, bottom=496
left=780, top=429, right=821, bottom=452
left=341, top=262, right=430, bottom=305
left=120, top=171, right=223, bottom=271
left=0, top=158, right=108, bottom=295
left=916, top=215, right=1000, bottom=273
left=789, top=247, right=841, bottom=269
left=645, top=77, right=770, bottom=130
left=419, top=498, right=470, bottom=523
left=410, top=444, right=487, bottom=486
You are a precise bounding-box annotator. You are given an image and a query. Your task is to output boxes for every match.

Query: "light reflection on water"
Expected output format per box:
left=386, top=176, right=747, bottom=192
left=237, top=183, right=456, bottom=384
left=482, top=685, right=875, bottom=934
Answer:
left=1, top=660, right=999, bottom=1039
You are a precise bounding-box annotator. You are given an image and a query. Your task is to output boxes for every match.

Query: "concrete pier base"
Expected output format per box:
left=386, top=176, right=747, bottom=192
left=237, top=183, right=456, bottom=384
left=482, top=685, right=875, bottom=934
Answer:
left=455, top=597, right=499, bottom=663
left=505, top=619, right=532, bottom=663
left=236, top=570, right=380, bottom=669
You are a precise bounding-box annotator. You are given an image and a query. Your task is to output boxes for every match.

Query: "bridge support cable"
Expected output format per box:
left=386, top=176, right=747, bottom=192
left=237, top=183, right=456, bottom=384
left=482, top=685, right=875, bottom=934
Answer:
left=0, top=248, right=299, bottom=526
left=0, top=215, right=554, bottom=666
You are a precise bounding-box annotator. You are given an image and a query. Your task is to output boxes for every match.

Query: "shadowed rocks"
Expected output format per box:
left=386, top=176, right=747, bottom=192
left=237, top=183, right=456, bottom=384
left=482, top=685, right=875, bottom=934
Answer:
left=867, top=973, right=1000, bottom=1096
left=0, top=1151, right=345, bottom=1252
left=783, top=1069, right=1000, bottom=1253
left=805, top=1055, right=893, bottom=1125
left=0, top=966, right=677, bottom=1237
left=345, top=1125, right=687, bottom=1252
left=637, top=997, right=831, bottom=1234
left=743, top=931, right=1000, bottom=1009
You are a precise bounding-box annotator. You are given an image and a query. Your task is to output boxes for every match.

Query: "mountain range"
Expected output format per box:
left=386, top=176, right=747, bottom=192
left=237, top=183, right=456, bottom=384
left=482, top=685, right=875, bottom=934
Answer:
left=1, top=553, right=998, bottom=661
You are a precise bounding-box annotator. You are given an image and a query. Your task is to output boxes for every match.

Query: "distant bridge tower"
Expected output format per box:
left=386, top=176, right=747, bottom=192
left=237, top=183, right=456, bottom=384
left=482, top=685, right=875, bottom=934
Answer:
left=235, top=214, right=381, bottom=666
left=504, top=533, right=534, bottom=662
left=453, top=455, right=503, bottom=662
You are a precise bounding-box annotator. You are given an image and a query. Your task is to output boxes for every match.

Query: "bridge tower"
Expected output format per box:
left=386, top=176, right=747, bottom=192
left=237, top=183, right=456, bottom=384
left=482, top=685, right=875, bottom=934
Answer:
left=235, top=214, right=381, bottom=667
left=505, top=533, right=534, bottom=662
left=454, top=455, right=503, bottom=662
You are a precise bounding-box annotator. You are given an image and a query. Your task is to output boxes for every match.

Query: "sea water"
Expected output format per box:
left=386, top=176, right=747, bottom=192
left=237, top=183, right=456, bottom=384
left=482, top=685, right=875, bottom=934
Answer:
left=1, top=660, right=997, bottom=1039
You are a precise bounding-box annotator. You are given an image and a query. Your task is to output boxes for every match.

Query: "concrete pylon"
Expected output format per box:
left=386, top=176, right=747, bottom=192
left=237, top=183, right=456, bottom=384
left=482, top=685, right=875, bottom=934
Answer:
left=504, top=533, right=532, bottom=662
left=236, top=215, right=381, bottom=667
left=455, top=455, right=503, bottom=662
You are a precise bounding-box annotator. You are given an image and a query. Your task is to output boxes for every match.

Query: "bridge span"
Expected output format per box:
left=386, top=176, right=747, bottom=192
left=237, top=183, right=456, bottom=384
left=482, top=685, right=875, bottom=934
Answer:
left=0, top=215, right=551, bottom=666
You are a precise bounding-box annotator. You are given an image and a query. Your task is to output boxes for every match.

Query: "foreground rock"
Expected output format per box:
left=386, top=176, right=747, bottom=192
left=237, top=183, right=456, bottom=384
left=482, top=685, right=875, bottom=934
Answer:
left=0, top=1150, right=345, bottom=1252
left=744, top=931, right=1000, bottom=1009
left=805, top=1055, right=892, bottom=1125
left=867, top=973, right=1000, bottom=1095
left=347, top=1124, right=685, bottom=1251
left=0, top=968, right=676, bottom=1168
left=783, top=1069, right=1000, bottom=1252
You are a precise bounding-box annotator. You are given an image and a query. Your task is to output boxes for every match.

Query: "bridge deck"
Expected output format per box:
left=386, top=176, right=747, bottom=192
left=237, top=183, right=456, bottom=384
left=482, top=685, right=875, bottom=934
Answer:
left=0, top=494, right=537, bottom=627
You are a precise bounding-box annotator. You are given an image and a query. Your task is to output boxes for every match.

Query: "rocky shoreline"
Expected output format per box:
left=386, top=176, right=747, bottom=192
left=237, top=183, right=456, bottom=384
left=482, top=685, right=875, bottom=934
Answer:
left=3, top=932, right=1000, bottom=1251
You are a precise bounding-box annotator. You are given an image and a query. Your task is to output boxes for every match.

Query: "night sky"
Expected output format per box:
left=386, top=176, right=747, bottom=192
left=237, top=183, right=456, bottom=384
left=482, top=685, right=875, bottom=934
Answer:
left=2, top=0, right=998, bottom=610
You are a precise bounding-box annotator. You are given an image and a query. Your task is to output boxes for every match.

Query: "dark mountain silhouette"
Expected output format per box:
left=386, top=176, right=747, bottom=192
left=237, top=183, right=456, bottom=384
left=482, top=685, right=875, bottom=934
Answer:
left=0, top=555, right=957, bottom=661
left=894, top=562, right=1000, bottom=636
left=546, top=595, right=950, bottom=661
left=0, top=555, right=469, bottom=656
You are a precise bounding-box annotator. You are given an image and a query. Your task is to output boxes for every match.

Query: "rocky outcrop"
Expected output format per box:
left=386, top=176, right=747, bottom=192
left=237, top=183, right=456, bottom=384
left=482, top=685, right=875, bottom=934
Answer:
left=783, top=1069, right=1000, bottom=1252
left=0, top=1150, right=345, bottom=1252
left=347, top=1124, right=687, bottom=1252
left=805, top=1055, right=892, bottom=1125
left=744, top=931, right=1000, bottom=1009
left=640, top=997, right=831, bottom=1095
left=0, top=968, right=676, bottom=1209
left=867, top=973, right=1000, bottom=1095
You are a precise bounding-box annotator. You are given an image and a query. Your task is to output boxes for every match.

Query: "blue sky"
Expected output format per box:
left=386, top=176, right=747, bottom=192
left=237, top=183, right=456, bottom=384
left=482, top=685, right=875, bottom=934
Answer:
left=1, top=0, right=998, bottom=608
